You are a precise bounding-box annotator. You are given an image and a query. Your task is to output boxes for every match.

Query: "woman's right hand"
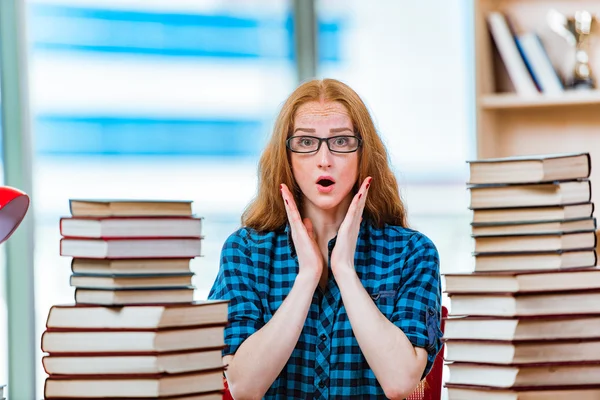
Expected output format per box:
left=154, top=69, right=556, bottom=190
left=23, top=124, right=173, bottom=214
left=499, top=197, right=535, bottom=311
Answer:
left=280, top=184, right=323, bottom=287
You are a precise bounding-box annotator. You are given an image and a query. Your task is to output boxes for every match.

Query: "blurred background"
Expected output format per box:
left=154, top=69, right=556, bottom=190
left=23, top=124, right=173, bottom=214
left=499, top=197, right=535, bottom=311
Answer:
left=0, top=0, right=474, bottom=397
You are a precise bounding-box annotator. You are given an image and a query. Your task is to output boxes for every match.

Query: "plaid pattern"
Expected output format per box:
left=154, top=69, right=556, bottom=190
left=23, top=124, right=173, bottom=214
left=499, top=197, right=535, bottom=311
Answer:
left=208, top=220, right=443, bottom=399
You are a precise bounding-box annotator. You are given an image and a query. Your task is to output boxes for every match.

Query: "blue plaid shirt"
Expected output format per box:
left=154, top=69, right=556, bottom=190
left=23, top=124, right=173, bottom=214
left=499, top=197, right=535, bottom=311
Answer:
left=208, top=220, right=443, bottom=399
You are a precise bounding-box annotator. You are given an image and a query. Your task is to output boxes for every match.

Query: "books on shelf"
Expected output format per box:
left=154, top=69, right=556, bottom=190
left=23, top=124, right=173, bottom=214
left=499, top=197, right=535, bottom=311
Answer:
left=43, top=392, right=223, bottom=400
left=473, top=249, right=597, bottom=272
left=486, top=11, right=538, bottom=96
left=71, top=258, right=193, bottom=275
left=43, top=349, right=224, bottom=375
left=44, top=370, right=224, bottom=398
left=60, top=237, right=203, bottom=259
left=41, top=325, right=226, bottom=353
left=469, top=180, right=591, bottom=209
left=486, top=10, right=565, bottom=97
left=74, top=286, right=196, bottom=305
left=69, top=272, right=195, bottom=289
left=468, top=153, right=590, bottom=185
left=449, top=290, right=600, bottom=317
left=42, top=198, right=227, bottom=398
left=472, top=203, right=594, bottom=224
left=60, top=216, right=203, bottom=238
left=446, top=152, right=600, bottom=397
left=46, top=301, right=228, bottom=329
left=446, top=362, right=600, bottom=388
left=473, top=231, right=596, bottom=253
left=444, top=315, right=600, bottom=341
left=471, top=217, right=596, bottom=236
left=515, top=32, right=564, bottom=95
left=445, top=384, right=600, bottom=400
left=444, top=267, right=600, bottom=293
left=445, top=338, right=600, bottom=364
left=69, top=199, right=193, bottom=217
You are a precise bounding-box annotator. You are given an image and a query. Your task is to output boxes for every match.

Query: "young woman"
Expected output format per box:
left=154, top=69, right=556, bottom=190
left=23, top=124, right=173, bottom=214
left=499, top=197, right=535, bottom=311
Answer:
left=208, top=79, right=442, bottom=399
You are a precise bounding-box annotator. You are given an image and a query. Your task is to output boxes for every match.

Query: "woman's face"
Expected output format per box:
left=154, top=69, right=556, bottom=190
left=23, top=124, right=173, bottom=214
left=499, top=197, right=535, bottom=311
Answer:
left=290, top=100, right=359, bottom=213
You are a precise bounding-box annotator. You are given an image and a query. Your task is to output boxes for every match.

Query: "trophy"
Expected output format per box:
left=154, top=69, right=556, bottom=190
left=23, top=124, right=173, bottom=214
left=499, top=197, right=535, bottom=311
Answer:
left=547, top=9, right=598, bottom=89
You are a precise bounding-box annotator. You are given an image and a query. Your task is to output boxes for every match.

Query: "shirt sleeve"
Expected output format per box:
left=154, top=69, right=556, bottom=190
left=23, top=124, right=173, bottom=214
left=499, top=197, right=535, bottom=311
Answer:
left=389, top=232, right=443, bottom=379
left=208, top=229, right=265, bottom=357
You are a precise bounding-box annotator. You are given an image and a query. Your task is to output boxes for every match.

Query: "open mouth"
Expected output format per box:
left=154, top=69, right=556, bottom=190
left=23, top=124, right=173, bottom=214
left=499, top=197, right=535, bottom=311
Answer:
left=317, top=178, right=335, bottom=187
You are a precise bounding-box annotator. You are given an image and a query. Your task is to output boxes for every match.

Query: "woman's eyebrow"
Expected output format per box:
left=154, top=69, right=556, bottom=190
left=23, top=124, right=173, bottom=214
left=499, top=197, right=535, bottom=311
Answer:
left=293, top=127, right=316, bottom=133
left=293, top=127, right=353, bottom=133
left=330, top=127, right=353, bottom=133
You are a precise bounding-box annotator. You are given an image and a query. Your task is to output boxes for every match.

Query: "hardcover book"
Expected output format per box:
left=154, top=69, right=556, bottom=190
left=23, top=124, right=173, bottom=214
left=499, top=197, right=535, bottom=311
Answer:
left=468, top=153, right=589, bottom=185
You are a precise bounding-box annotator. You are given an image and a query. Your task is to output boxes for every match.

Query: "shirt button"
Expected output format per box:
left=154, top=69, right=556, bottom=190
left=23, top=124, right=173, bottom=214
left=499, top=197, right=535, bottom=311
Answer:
left=318, top=381, right=325, bottom=388
left=320, top=333, right=327, bottom=341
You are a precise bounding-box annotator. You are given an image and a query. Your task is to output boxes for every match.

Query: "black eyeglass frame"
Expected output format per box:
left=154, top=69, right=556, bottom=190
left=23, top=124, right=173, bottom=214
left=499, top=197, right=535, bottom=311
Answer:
left=285, top=135, right=363, bottom=154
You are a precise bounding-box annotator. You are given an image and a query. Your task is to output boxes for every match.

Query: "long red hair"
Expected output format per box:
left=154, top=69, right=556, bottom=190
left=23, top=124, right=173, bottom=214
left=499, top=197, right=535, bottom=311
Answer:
left=242, top=78, right=407, bottom=230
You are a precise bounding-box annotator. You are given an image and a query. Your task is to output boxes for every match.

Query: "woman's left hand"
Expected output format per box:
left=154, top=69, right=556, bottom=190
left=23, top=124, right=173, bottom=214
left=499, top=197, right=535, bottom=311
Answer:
left=330, top=176, right=371, bottom=276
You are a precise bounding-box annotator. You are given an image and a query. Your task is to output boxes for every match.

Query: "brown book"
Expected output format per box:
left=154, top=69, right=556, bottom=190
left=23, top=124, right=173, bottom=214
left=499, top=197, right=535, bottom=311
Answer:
left=60, top=237, right=203, bottom=259
left=42, top=348, right=223, bottom=375
left=474, top=249, right=597, bottom=272
left=472, top=203, right=594, bottom=224
left=444, top=268, right=600, bottom=294
left=444, top=315, right=600, bottom=341
left=70, top=273, right=194, bottom=289
left=446, top=383, right=600, bottom=400
left=446, top=362, right=600, bottom=388
left=44, top=369, right=223, bottom=398
left=74, top=287, right=196, bottom=305
left=42, top=393, right=224, bottom=400
left=469, top=180, right=591, bottom=210
left=467, top=153, right=590, bottom=185
left=471, top=217, right=596, bottom=237
left=473, top=231, right=596, bottom=253
left=445, top=338, right=600, bottom=364
left=69, top=199, right=193, bottom=217
left=60, top=216, right=203, bottom=238
left=449, top=290, right=600, bottom=317
left=41, top=325, right=225, bottom=353
left=46, top=302, right=228, bottom=330
left=71, top=258, right=192, bottom=275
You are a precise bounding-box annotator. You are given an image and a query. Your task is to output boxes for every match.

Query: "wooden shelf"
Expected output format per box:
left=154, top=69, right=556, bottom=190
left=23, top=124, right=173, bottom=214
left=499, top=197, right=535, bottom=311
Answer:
left=475, top=0, right=600, bottom=213
left=480, top=91, right=600, bottom=110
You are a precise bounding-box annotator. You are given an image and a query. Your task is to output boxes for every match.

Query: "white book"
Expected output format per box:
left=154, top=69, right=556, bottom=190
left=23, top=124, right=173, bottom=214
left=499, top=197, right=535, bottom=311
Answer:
left=487, top=12, right=538, bottom=95
left=515, top=32, right=564, bottom=95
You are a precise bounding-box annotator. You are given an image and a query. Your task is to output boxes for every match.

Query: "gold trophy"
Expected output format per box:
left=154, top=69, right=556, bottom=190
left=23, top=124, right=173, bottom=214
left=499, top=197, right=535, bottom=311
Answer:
left=547, top=9, right=598, bottom=89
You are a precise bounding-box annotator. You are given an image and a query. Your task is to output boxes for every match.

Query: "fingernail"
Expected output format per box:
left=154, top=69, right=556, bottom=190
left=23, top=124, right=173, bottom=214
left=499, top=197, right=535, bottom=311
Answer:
left=280, top=184, right=283, bottom=190
left=366, top=183, right=370, bottom=189
left=285, top=199, right=288, bottom=205
left=369, top=177, right=373, bottom=184
left=359, top=193, right=362, bottom=199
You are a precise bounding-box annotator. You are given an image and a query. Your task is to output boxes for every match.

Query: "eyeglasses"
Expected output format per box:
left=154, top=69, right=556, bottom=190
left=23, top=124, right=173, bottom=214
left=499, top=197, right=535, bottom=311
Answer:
left=286, top=135, right=362, bottom=154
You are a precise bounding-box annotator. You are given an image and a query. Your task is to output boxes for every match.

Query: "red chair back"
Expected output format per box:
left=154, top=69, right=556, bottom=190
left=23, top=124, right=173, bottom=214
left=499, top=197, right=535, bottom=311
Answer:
left=223, top=305, right=448, bottom=400
left=406, top=305, right=448, bottom=400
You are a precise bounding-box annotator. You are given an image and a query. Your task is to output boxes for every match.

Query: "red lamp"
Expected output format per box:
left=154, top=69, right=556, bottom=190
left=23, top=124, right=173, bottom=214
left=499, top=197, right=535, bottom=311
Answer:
left=0, top=186, right=29, bottom=244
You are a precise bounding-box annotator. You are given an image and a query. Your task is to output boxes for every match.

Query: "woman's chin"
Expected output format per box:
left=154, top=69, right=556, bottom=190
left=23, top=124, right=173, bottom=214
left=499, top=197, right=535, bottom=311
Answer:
left=309, top=197, right=345, bottom=212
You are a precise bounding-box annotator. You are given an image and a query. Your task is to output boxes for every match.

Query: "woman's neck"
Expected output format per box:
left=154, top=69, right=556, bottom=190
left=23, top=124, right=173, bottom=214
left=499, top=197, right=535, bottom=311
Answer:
left=301, top=197, right=352, bottom=244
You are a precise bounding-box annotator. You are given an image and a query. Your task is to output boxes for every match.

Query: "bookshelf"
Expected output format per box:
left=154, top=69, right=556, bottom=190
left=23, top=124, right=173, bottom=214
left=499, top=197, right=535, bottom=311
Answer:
left=475, top=0, right=600, bottom=209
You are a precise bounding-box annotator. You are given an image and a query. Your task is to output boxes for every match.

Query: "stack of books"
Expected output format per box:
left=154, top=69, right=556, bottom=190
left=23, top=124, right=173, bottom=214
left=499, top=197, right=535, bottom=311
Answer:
left=41, top=199, right=227, bottom=399
left=444, top=153, right=600, bottom=399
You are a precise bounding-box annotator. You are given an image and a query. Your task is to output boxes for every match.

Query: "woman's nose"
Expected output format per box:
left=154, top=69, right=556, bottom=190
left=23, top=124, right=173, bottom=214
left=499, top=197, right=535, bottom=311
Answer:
left=317, top=142, right=332, bottom=168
